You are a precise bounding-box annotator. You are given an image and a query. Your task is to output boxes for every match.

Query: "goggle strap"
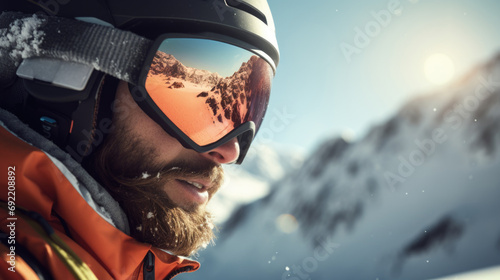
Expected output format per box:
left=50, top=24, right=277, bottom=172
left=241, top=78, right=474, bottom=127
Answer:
left=0, top=11, right=152, bottom=86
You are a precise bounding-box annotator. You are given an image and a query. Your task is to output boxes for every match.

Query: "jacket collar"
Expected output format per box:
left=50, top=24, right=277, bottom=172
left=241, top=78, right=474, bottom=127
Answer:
left=0, top=108, right=200, bottom=278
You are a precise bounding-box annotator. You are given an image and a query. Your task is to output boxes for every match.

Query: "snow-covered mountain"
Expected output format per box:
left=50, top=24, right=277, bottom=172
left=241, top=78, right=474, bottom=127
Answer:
left=195, top=55, right=266, bottom=127
left=181, top=53, right=500, bottom=280
left=149, top=51, right=222, bottom=87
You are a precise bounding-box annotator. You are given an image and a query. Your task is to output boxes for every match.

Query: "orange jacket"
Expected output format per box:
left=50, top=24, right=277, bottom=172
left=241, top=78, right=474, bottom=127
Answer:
left=0, top=122, right=200, bottom=279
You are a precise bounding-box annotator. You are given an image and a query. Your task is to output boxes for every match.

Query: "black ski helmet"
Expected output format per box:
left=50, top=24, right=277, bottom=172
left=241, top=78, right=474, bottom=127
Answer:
left=3, top=0, right=279, bottom=70
left=1, top=0, right=279, bottom=163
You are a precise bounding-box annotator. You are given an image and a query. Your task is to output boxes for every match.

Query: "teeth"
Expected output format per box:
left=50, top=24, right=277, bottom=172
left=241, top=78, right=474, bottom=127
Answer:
left=186, top=181, right=204, bottom=189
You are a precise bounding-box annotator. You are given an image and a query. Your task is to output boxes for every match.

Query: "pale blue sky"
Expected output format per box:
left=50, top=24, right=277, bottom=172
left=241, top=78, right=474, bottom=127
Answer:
left=256, top=0, right=500, bottom=153
left=159, top=38, right=252, bottom=77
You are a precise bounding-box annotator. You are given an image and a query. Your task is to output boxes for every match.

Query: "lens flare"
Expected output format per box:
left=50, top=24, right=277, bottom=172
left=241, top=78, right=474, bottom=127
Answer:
left=424, top=53, right=455, bottom=86
left=275, top=214, right=299, bottom=234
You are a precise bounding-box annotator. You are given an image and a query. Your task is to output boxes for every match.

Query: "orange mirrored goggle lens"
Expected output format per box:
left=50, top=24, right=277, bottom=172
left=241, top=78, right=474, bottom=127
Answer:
left=145, top=38, right=273, bottom=146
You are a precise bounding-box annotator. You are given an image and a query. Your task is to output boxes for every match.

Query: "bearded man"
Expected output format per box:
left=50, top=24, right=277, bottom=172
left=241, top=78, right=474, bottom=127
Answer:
left=0, top=0, right=279, bottom=279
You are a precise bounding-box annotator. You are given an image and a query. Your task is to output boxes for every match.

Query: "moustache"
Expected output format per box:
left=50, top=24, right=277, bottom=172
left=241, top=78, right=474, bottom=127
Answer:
left=153, top=158, right=225, bottom=192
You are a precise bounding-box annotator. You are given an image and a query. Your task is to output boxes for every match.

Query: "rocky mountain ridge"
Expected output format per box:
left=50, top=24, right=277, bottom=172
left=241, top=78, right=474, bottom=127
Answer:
left=149, top=51, right=222, bottom=88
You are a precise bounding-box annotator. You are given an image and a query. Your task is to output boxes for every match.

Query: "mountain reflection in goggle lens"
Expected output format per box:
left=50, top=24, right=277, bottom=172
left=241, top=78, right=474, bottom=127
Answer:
left=145, top=38, right=273, bottom=146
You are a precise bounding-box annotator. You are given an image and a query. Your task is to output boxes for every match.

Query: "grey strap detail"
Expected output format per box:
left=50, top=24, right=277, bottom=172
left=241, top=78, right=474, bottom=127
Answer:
left=0, top=11, right=153, bottom=86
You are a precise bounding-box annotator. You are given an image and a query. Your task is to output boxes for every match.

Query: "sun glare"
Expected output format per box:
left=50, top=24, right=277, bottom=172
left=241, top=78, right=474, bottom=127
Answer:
left=424, top=53, right=455, bottom=86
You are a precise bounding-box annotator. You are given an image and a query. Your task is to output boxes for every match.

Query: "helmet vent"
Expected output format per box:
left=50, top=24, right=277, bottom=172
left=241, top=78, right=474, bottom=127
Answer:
left=226, top=0, right=267, bottom=25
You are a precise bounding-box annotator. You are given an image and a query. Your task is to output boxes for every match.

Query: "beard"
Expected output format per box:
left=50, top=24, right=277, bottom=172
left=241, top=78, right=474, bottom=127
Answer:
left=90, top=124, right=223, bottom=257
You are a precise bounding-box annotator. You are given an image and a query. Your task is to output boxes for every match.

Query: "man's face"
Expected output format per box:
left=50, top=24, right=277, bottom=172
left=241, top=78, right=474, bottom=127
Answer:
left=92, top=81, right=240, bottom=256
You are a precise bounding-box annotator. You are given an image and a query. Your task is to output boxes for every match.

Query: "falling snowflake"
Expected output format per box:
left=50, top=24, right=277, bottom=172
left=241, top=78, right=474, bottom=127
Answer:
left=142, top=172, right=151, bottom=179
left=147, top=212, right=154, bottom=219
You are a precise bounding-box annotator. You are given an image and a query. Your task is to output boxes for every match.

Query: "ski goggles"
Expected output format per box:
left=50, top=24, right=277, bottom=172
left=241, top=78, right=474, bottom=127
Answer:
left=130, top=34, right=275, bottom=164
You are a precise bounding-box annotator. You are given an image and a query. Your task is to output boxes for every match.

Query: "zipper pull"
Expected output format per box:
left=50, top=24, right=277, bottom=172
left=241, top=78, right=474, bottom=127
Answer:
left=143, top=251, right=155, bottom=280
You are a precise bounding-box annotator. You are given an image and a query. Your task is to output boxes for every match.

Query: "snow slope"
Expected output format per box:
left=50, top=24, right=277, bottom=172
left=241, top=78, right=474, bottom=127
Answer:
left=209, top=143, right=304, bottom=224
left=180, top=53, right=500, bottom=280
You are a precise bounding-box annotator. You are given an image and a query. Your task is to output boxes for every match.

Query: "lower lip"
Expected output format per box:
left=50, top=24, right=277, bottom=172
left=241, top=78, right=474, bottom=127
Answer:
left=175, top=180, right=209, bottom=205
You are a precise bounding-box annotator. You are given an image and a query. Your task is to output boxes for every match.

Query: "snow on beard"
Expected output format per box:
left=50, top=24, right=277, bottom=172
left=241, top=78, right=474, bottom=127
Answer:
left=91, top=125, right=222, bottom=257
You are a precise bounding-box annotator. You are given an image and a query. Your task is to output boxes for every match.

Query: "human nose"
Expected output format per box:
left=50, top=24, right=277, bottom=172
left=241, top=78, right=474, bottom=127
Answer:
left=200, top=137, right=240, bottom=164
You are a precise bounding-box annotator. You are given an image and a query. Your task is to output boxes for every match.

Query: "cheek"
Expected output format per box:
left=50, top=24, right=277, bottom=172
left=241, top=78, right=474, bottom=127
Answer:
left=130, top=107, right=186, bottom=160
left=114, top=82, right=186, bottom=161
left=142, top=122, right=184, bottom=156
